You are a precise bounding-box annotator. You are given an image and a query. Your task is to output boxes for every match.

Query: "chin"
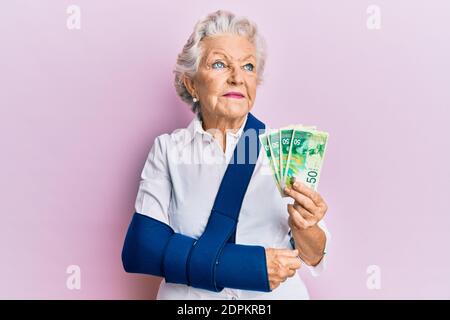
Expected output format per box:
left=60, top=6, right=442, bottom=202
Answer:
left=221, top=102, right=249, bottom=118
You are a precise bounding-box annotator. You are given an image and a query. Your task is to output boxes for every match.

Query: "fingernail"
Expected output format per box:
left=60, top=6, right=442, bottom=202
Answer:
left=284, top=187, right=291, bottom=193
left=293, top=182, right=300, bottom=188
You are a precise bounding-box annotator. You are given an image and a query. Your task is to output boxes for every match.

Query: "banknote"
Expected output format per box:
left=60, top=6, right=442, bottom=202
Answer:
left=284, top=127, right=329, bottom=192
left=259, top=124, right=329, bottom=197
left=300, top=130, right=329, bottom=191
left=279, top=127, right=294, bottom=188
left=283, top=128, right=313, bottom=190
left=268, top=130, right=281, bottom=183
left=259, top=132, right=282, bottom=195
left=279, top=125, right=317, bottom=188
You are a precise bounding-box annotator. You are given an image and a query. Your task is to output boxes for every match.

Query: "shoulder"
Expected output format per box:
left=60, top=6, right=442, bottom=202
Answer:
left=149, top=124, right=193, bottom=157
left=155, top=122, right=194, bottom=149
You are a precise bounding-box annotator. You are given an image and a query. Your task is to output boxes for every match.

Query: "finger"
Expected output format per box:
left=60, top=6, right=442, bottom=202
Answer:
left=279, top=255, right=302, bottom=270
left=288, top=215, right=300, bottom=230
left=284, top=187, right=317, bottom=212
left=270, top=281, right=279, bottom=290
left=293, top=203, right=315, bottom=219
left=294, top=202, right=326, bottom=223
left=287, top=204, right=313, bottom=229
left=294, top=205, right=318, bottom=225
left=287, top=268, right=297, bottom=277
left=277, top=264, right=299, bottom=280
left=270, top=269, right=287, bottom=283
left=274, top=248, right=299, bottom=257
left=287, top=204, right=307, bottom=229
left=268, top=266, right=285, bottom=283
left=291, top=181, right=324, bottom=208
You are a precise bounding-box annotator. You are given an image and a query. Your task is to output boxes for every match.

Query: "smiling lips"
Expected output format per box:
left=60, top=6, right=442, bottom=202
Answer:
left=223, top=92, right=245, bottom=99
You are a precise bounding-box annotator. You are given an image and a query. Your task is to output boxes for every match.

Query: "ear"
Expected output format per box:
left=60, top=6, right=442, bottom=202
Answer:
left=183, top=75, right=196, bottom=98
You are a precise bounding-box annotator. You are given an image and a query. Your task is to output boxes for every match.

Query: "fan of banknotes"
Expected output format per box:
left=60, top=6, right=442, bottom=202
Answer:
left=259, top=125, right=329, bottom=197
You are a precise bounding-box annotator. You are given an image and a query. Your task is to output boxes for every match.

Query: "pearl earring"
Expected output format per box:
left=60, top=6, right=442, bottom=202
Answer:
left=193, top=97, right=198, bottom=103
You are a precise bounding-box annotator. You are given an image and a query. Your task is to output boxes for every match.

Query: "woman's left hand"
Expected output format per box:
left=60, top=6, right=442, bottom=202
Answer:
left=284, top=181, right=328, bottom=230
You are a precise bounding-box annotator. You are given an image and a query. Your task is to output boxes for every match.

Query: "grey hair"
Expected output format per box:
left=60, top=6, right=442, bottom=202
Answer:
left=173, top=10, right=267, bottom=119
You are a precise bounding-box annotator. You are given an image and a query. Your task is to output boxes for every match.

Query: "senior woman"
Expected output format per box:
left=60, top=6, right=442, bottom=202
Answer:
left=122, top=10, right=330, bottom=300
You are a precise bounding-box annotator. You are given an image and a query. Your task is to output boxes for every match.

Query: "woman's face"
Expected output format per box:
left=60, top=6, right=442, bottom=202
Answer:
left=185, top=34, right=259, bottom=121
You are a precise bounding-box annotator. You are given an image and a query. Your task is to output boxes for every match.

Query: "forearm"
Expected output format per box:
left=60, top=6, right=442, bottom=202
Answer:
left=122, top=212, right=270, bottom=292
left=291, top=224, right=326, bottom=266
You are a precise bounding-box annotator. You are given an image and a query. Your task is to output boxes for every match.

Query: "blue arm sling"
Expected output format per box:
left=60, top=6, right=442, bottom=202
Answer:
left=122, top=113, right=270, bottom=292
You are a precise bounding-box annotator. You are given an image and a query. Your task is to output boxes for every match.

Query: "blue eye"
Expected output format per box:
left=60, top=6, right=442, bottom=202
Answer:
left=244, top=63, right=254, bottom=72
left=212, top=61, right=226, bottom=69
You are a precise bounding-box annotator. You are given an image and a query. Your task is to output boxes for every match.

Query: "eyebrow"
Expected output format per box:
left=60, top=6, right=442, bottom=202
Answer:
left=208, top=51, right=256, bottom=61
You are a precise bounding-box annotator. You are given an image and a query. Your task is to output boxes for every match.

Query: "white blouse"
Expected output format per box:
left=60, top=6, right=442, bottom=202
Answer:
left=134, top=114, right=330, bottom=300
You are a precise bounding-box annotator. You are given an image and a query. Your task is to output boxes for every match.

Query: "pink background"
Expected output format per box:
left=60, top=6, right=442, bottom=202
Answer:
left=1, top=0, right=449, bottom=299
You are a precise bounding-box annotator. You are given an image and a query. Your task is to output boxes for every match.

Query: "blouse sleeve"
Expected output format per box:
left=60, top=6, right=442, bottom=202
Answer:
left=134, top=134, right=172, bottom=225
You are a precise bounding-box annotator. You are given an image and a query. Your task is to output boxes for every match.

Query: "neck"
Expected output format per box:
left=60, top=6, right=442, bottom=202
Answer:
left=201, top=113, right=247, bottom=152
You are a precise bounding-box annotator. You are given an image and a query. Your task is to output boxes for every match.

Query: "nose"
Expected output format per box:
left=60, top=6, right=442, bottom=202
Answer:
left=227, top=64, right=244, bottom=86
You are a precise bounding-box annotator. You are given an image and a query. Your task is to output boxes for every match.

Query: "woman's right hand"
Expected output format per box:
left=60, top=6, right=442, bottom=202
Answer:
left=265, top=248, right=301, bottom=290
